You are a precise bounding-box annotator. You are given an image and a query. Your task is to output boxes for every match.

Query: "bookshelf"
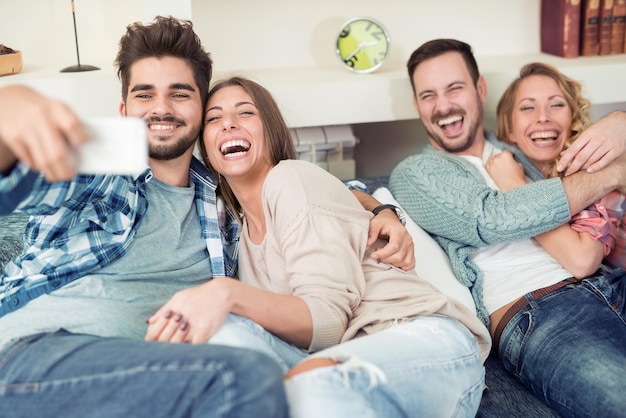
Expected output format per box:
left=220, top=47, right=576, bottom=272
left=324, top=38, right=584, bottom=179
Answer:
left=224, top=52, right=626, bottom=128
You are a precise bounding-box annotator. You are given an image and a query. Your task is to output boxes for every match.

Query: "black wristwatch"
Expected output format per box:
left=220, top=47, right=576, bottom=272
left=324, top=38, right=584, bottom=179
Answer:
left=371, top=204, right=406, bottom=226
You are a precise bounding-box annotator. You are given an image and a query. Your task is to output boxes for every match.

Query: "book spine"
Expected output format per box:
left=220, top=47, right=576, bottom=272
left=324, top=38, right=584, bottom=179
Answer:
left=540, top=0, right=581, bottom=57
left=581, top=0, right=602, bottom=55
left=599, top=0, right=615, bottom=55
left=610, top=0, right=626, bottom=53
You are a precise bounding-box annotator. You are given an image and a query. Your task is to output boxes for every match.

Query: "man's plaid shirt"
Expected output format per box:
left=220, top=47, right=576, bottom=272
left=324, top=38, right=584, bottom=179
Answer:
left=0, top=158, right=239, bottom=318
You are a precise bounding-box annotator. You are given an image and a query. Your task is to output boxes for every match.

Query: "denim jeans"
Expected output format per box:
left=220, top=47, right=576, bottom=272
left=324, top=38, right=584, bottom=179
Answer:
left=0, top=330, right=288, bottom=418
left=210, top=314, right=485, bottom=418
left=497, top=269, right=626, bottom=418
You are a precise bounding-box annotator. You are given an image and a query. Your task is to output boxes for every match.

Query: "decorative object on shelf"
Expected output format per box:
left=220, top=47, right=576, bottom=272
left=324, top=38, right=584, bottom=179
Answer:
left=60, top=0, right=99, bottom=73
left=336, top=17, right=390, bottom=74
left=0, top=44, right=22, bottom=77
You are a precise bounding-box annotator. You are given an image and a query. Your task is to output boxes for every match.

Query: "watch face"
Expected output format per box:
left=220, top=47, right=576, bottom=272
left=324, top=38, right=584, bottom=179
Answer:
left=336, top=17, right=390, bottom=74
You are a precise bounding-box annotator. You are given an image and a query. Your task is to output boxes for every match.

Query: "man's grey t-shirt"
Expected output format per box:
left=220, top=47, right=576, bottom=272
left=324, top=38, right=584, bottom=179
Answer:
left=0, top=177, right=214, bottom=350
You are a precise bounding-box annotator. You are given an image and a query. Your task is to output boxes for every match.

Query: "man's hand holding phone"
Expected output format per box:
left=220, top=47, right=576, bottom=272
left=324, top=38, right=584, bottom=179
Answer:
left=0, top=86, right=148, bottom=181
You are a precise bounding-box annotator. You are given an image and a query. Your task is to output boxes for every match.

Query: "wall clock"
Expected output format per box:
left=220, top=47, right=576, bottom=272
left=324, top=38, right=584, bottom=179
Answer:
left=336, top=17, right=391, bottom=74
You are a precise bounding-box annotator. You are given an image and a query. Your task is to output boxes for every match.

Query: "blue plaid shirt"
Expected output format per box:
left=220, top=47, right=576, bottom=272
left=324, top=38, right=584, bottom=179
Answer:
left=0, top=157, right=239, bottom=318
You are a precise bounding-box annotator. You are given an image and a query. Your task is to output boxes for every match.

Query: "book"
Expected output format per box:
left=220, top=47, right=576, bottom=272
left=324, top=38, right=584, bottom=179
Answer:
left=610, top=0, right=626, bottom=53
left=540, top=0, right=582, bottom=57
left=581, top=0, right=602, bottom=55
left=599, top=0, right=615, bottom=54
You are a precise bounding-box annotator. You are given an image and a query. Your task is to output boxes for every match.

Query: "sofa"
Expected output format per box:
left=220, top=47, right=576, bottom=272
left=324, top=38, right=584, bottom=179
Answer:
left=365, top=179, right=561, bottom=418
left=0, top=187, right=560, bottom=417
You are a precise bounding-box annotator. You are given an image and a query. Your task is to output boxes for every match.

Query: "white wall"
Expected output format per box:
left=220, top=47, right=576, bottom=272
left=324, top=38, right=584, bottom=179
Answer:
left=1, top=0, right=140, bottom=72
left=191, top=0, right=541, bottom=72
left=1, top=0, right=542, bottom=72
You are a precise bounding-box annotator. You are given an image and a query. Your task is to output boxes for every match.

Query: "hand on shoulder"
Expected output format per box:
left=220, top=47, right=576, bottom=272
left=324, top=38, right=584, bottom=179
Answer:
left=558, top=111, right=626, bottom=176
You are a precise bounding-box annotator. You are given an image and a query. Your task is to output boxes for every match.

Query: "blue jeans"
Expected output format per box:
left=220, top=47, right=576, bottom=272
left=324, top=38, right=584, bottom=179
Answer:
left=0, top=330, right=288, bottom=418
left=497, top=269, right=626, bottom=418
left=210, top=314, right=485, bottom=418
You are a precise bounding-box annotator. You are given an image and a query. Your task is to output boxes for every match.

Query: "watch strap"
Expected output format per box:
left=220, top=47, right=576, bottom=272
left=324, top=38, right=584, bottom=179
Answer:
left=371, top=204, right=398, bottom=216
left=372, top=203, right=406, bottom=226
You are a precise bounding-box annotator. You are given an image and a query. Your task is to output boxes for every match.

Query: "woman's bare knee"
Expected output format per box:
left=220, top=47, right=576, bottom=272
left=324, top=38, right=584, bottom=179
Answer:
left=284, top=357, right=340, bottom=380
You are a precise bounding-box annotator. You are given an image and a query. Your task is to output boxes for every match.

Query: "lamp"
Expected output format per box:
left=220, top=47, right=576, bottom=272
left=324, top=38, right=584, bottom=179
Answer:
left=60, top=0, right=99, bottom=72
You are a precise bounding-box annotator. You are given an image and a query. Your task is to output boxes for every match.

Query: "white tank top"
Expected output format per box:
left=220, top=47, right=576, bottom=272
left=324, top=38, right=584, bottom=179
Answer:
left=461, top=143, right=572, bottom=314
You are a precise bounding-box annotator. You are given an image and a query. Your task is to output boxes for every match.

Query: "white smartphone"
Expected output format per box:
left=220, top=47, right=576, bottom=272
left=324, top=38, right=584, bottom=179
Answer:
left=75, top=117, right=148, bottom=175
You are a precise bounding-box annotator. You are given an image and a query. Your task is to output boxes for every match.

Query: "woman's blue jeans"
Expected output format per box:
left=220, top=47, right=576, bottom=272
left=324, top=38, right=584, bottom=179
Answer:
left=210, top=314, right=485, bottom=418
left=0, top=330, right=288, bottom=418
left=497, top=269, right=626, bottom=418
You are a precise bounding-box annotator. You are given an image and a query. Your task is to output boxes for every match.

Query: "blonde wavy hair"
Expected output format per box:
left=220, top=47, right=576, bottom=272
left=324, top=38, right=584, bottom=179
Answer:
left=495, top=62, right=591, bottom=178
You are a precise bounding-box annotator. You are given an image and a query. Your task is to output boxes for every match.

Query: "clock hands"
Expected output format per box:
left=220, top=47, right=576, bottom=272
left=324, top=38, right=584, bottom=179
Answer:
left=344, top=41, right=378, bottom=62
left=337, top=18, right=390, bottom=73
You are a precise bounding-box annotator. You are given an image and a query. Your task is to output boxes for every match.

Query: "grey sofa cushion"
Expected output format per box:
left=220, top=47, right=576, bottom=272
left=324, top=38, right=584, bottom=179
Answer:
left=0, top=238, right=23, bottom=270
left=0, top=212, right=28, bottom=271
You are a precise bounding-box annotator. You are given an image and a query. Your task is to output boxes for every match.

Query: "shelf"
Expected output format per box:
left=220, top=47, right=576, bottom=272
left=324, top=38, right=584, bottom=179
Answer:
left=0, top=63, right=123, bottom=119
left=1, top=53, right=624, bottom=128
left=478, top=53, right=626, bottom=115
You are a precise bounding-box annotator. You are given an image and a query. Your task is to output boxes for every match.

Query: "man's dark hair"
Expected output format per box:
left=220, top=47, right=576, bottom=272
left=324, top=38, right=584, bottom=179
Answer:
left=115, top=16, right=213, bottom=105
left=406, top=39, right=480, bottom=93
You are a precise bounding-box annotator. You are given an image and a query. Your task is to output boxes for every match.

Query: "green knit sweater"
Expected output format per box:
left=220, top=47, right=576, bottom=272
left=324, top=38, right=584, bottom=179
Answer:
left=389, top=133, right=571, bottom=327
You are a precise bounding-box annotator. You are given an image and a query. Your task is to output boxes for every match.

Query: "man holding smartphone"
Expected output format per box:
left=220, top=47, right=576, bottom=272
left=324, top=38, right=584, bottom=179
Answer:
left=0, top=16, right=288, bottom=418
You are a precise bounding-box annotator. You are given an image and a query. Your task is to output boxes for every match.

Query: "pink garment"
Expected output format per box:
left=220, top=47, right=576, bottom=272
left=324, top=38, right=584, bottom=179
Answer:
left=570, top=190, right=626, bottom=269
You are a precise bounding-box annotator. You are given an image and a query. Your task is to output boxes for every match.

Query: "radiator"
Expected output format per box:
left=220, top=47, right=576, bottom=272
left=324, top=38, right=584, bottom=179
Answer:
left=290, top=124, right=357, bottom=180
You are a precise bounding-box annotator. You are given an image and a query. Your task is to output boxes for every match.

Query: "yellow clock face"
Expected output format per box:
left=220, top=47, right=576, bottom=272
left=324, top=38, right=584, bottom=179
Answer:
left=336, top=17, right=390, bottom=73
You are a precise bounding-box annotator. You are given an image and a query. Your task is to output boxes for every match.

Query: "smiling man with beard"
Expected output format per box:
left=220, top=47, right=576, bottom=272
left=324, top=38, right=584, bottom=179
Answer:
left=389, top=38, right=626, bottom=417
left=407, top=48, right=485, bottom=155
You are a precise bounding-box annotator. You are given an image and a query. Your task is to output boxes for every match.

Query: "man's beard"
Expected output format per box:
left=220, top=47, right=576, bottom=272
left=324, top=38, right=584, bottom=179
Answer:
left=149, top=132, right=198, bottom=160
left=147, top=116, right=200, bottom=161
left=424, top=105, right=483, bottom=154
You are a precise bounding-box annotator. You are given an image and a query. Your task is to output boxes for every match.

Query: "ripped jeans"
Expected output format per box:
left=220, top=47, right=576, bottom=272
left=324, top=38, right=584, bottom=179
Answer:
left=210, top=314, right=484, bottom=418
